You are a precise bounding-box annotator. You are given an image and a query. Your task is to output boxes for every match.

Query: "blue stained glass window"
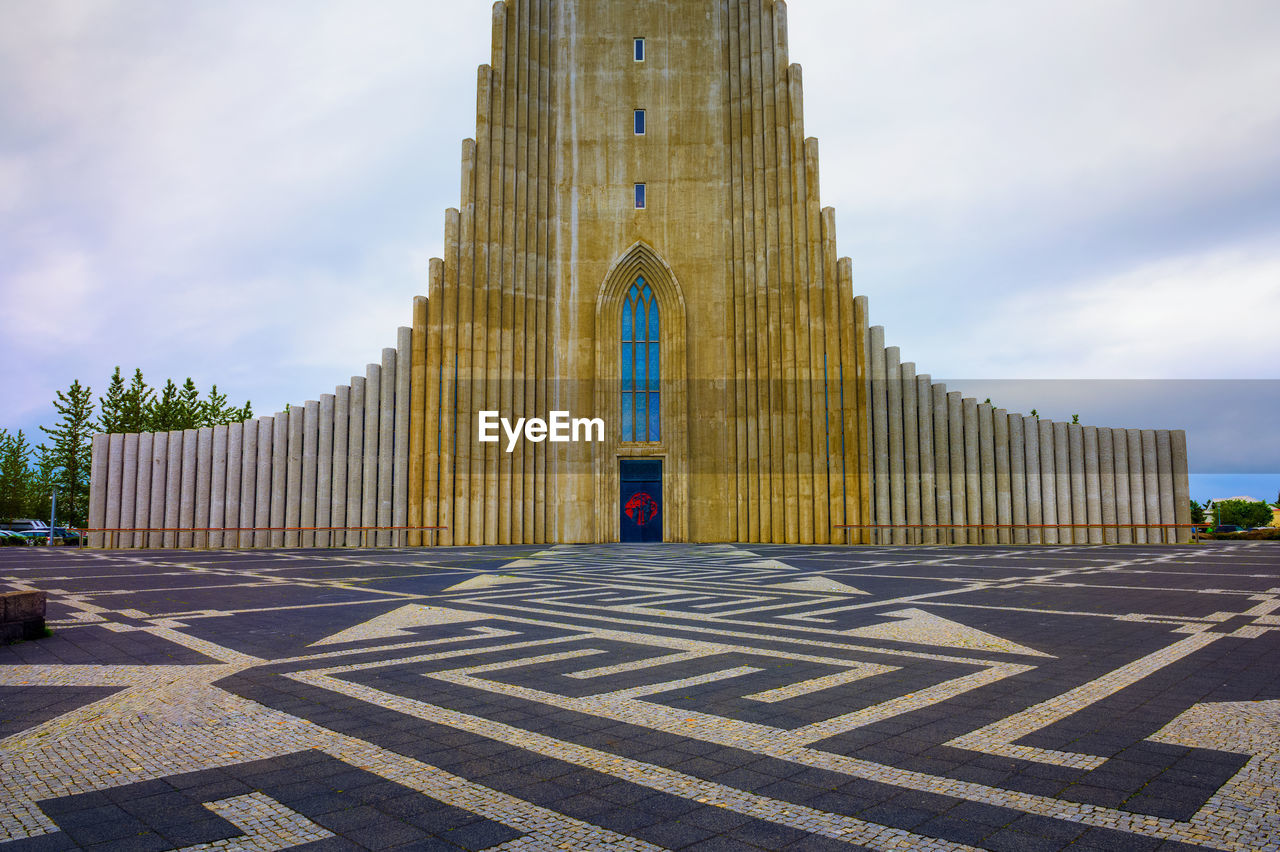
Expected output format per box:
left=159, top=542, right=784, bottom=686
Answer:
left=622, top=279, right=659, bottom=441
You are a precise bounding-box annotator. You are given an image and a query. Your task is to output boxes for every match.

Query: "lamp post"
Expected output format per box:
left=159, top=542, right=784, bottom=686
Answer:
left=47, top=492, right=57, bottom=547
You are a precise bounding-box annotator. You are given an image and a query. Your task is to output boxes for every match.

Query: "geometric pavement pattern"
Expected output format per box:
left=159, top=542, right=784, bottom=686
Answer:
left=1, top=541, right=1278, bottom=851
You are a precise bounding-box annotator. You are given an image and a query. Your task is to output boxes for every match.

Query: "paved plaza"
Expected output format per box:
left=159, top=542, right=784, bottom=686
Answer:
left=1, top=542, right=1278, bottom=851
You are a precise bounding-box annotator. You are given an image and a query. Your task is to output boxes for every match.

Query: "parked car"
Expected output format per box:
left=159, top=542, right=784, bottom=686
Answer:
left=1213, top=524, right=1244, bottom=533
left=0, top=519, right=49, bottom=533
left=16, top=527, right=81, bottom=545
left=0, top=529, right=32, bottom=546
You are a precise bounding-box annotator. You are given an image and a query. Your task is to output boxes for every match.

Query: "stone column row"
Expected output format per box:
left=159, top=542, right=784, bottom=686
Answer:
left=865, top=327, right=1191, bottom=544
left=88, top=329, right=415, bottom=548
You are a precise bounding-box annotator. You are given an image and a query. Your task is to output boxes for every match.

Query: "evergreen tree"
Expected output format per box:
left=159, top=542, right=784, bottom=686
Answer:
left=122, top=369, right=154, bottom=432
left=27, top=444, right=58, bottom=522
left=1189, top=499, right=1206, bottom=526
left=40, top=379, right=95, bottom=526
left=178, top=378, right=201, bottom=427
left=98, top=367, right=129, bottom=433
left=0, top=429, right=34, bottom=520
left=148, top=379, right=182, bottom=431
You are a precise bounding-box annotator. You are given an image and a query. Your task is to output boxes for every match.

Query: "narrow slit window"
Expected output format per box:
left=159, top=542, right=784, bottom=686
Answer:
left=634, top=183, right=646, bottom=209
left=634, top=37, right=645, bottom=62
left=633, top=109, right=645, bottom=135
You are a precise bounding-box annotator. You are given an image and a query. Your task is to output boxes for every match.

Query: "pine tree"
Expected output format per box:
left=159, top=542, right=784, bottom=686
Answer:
left=148, top=379, right=182, bottom=431
left=27, top=444, right=58, bottom=522
left=98, top=367, right=129, bottom=433
left=202, top=384, right=233, bottom=426
left=0, top=429, right=34, bottom=520
left=122, top=369, right=154, bottom=432
left=178, top=378, right=201, bottom=428
left=40, top=379, right=95, bottom=526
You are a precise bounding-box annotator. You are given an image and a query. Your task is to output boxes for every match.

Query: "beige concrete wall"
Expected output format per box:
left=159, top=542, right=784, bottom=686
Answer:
left=85, top=0, right=1189, bottom=548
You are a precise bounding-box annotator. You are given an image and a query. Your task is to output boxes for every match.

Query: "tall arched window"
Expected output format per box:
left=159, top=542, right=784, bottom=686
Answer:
left=621, top=278, right=660, bottom=441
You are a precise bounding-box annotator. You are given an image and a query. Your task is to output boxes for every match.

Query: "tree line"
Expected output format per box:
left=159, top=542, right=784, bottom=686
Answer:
left=0, top=369, right=251, bottom=527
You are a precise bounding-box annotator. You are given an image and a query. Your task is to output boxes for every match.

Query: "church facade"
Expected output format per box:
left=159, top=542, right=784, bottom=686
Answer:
left=87, top=0, right=1192, bottom=547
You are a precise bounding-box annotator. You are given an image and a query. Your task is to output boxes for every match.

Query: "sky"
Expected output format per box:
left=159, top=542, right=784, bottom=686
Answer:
left=2, top=0, right=1278, bottom=506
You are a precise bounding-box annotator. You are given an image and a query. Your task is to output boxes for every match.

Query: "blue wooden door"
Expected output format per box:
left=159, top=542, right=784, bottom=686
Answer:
left=619, top=459, right=663, bottom=542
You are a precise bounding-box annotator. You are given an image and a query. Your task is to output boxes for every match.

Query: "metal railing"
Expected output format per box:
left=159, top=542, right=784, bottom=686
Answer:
left=76, top=526, right=448, bottom=549
left=833, top=522, right=1209, bottom=545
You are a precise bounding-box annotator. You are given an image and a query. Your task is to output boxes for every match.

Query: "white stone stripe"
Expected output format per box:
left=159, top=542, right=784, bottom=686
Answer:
left=745, top=661, right=897, bottom=704
left=564, top=650, right=705, bottom=679
left=177, top=792, right=334, bottom=851
left=452, top=648, right=607, bottom=675
left=599, top=666, right=762, bottom=699
left=945, top=632, right=1221, bottom=769
left=310, top=647, right=1251, bottom=848
left=290, top=670, right=980, bottom=852
left=323, top=741, right=663, bottom=852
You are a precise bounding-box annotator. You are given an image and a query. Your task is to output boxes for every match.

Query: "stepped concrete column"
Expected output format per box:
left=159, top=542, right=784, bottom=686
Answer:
left=1068, top=424, right=1086, bottom=544
left=302, top=401, right=319, bottom=548
left=1008, top=413, right=1028, bottom=544
left=224, top=423, right=242, bottom=550
left=269, top=413, right=288, bottom=547
left=1141, top=429, right=1161, bottom=543
left=1113, top=428, right=1133, bottom=544
left=104, top=433, right=124, bottom=549
left=393, top=328, right=412, bottom=547
left=992, top=408, right=1011, bottom=544
left=1097, top=427, right=1116, bottom=544
left=1054, top=422, right=1072, bottom=543
left=1083, top=426, right=1102, bottom=544
left=1024, top=416, right=1042, bottom=544
left=284, top=407, right=304, bottom=547
left=916, top=375, right=936, bottom=544
left=932, top=384, right=952, bottom=544
left=179, top=429, right=198, bottom=548
left=119, top=433, right=138, bottom=549
left=1038, top=420, right=1057, bottom=544
left=346, top=377, right=365, bottom=546
left=317, top=394, right=335, bottom=548
left=164, top=431, right=183, bottom=549
left=194, top=427, right=213, bottom=549
left=210, top=425, right=228, bottom=548
left=901, top=362, right=920, bottom=544
left=885, top=346, right=905, bottom=544
left=948, top=392, right=966, bottom=543
left=147, top=432, right=168, bottom=549
left=978, top=402, right=996, bottom=544
left=363, top=364, right=381, bottom=545
left=1171, top=430, right=1192, bottom=543
left=134, top=432, right=152, bottom=549
left=88, top=433, right=109, bottom=548
left=378, top=349, right=396, bottom=546
left=254, top=418, right=273, bottom=548
left=1126, top=429, right=1146, bottom=544
left=962, top=398, right=980, bottom=544
left=869, top=326, right=888, bottom=543
left=1156, top=430, right=1175, bottom=544
left=238, top=420, right=257, bottom=549
left=334, top=384, right=353, bottom=547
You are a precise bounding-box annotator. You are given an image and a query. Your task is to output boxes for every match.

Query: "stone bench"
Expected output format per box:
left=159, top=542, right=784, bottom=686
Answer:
left=1, top=590, right=47, bottom=642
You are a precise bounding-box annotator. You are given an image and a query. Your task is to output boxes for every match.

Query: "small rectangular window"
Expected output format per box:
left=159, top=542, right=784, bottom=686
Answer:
left=634, top=38, right=645, bottom=62
left=634, top=183, right=646, bottom=209
left=633, top=109, right=645, bottom=135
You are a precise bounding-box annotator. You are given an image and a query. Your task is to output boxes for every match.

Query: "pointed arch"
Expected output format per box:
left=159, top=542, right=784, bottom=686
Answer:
left=594, top=241, right=689, bottom=542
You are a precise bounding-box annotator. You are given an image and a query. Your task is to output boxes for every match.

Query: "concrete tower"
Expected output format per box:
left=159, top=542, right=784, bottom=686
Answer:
left=87, top=0, right=1191, bottom=548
